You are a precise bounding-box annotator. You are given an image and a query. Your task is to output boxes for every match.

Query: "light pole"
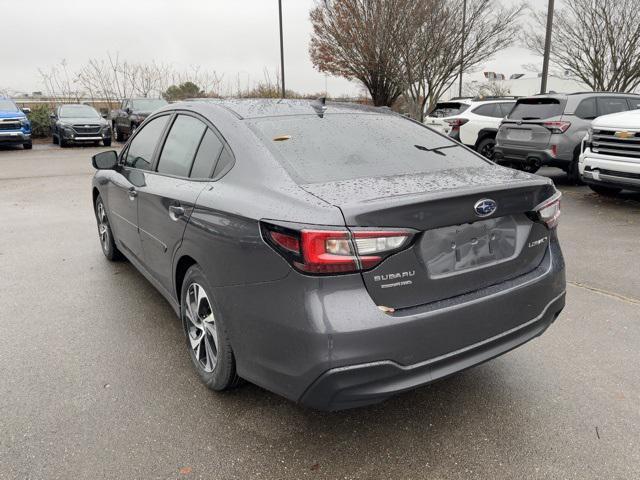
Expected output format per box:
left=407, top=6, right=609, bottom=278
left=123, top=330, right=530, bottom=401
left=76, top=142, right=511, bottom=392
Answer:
left=458, top=0, right=467, bottom=97
left=278, top=0, right=286, bottom=98
left=540, top=0, right=555, bottom=94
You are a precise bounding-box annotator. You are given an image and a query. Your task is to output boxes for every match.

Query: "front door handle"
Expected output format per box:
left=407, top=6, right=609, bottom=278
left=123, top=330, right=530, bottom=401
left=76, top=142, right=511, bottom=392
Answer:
left=128, top=188, right=137, bottom=200
left=169, top=205, right=185, bottom=221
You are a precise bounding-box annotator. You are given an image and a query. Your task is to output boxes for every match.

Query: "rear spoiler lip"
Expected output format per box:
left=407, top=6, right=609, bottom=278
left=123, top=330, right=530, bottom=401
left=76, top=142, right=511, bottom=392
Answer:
left=353, top=177, right=553, bottom=206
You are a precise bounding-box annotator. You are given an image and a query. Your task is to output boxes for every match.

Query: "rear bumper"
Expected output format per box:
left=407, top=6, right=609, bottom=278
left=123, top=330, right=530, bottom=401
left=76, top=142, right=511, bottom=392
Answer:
left=301, top=291, right=564, bottom=410
left=494, top=145, right=569, bottom=169
left=580, top=150, right=640, bottom=192
left=216, top=235, right=566, bottom=410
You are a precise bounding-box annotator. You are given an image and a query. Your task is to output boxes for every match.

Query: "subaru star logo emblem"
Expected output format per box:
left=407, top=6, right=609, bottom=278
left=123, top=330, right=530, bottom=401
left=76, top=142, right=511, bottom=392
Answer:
left=474, top=199, right=497, bottom=217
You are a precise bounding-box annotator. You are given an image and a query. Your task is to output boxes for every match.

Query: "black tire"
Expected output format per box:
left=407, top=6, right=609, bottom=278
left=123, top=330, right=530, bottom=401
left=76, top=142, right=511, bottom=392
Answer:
left=476, top=136, right=496, bottom=160
left=566, top=151, right=584, bottom=185
left=23, top=142, right=32, bottom=150
left=52, top=133, right=58, bottom=145
left=181, top=265, right=240, bottom=391
left=94, top=195, right=123, bottom=261
left=59, top=136, right=68, bottom=148
left=589, top=184, right=622, bottom=196
left=103, top=139, right=112, bottom=147
left=519, top=163, right=540, bottom=174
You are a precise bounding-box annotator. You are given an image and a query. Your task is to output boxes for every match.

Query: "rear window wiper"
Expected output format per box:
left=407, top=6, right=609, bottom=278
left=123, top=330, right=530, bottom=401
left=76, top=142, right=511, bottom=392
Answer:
left=414, top=144, right=459, bottom=156
left=520, top=116, right=541, bottom=120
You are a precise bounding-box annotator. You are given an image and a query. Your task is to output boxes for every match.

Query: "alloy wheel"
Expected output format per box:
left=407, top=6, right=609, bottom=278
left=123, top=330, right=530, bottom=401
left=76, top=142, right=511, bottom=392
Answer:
left=97, top=202, right=109, bottom=252
left=480, top=141, right=495, bottom=160
left=185, top=283, right=219, bottom=373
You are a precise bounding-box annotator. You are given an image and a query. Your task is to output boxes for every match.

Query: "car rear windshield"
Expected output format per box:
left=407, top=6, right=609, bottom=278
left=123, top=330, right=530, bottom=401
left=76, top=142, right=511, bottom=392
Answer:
left=0, top=100, right=19, bottom=112
left=249, top=113, right=487, bottom=184
left=428, top=102, right=469, bottom=117
left=508, top=98, right=564, bottom=120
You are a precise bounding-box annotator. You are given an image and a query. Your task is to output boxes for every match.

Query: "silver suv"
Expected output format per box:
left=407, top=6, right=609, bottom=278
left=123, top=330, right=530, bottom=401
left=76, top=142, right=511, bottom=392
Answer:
left=494, top=92, right=640, bottom=182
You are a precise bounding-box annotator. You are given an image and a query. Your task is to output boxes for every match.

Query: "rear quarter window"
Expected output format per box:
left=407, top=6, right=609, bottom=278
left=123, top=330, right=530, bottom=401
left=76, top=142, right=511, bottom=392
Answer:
left=249, top=114, right=487, bottom=184
left=508, top=98, right=564, bottom=120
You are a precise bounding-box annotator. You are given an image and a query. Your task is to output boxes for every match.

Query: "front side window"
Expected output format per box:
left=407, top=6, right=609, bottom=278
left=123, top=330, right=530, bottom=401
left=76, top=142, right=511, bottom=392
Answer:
left=156, top=115, right=206, bottom=177
left=597, top=97, right=629, bottom=116
left=124, top=115, right=169, bottom=170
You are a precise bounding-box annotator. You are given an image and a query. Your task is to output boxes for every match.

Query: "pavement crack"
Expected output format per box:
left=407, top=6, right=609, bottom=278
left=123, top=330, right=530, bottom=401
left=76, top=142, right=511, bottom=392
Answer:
left=568, top=281, right=640, bottom=306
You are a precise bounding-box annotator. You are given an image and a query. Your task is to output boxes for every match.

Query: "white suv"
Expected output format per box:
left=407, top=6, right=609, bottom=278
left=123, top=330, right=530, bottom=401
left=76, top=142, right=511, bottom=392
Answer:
left=424, top=97, right=517, bottom=160
left=580, top=109, right=640, bottom=195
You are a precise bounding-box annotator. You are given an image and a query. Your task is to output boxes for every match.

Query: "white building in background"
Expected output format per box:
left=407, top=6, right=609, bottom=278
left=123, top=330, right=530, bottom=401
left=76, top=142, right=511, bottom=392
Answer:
left=444, top=73, right=589, bottom=100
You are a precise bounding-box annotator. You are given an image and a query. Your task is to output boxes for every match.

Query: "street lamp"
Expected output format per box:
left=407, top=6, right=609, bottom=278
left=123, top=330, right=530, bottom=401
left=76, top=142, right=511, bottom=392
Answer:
left=458, top=0, right=467, bottom=97
left=540, top=0, right=555, bottom=94
left=278, top=0, right=286, bottom=98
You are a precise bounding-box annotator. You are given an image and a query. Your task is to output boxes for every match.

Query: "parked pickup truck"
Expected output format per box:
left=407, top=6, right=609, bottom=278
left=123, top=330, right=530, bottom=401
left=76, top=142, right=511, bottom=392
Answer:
left=580, top=109, right=640, bottom=195
left=111, top=98, right=168, bottom=141
left=0, top=97, right=32, bottom=149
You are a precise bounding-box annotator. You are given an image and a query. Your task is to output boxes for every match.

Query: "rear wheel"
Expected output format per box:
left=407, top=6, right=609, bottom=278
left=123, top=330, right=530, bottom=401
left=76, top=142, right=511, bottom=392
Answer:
left=181, top=265, right=240, bottom=391
left=476, top=136, right=496, bottom=160
left=94, top=195, right=122, bottom=261
left=519, top=163, right=540, bottom=174
left=589, top=184, right=622, bottom=196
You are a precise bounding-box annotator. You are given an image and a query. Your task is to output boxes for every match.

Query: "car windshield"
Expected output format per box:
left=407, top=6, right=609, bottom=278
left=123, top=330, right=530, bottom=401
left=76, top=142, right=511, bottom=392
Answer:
left=0, top=100, right=20, bottom=112
left=131, top=99, right=168, bottom=111
left=59, top=105, right=100, bottom=118
left=508, top=98, right=564, bottom=120
left=249, top=113, right=486, bottom=184
left=428, top=102, right=469, bottom=118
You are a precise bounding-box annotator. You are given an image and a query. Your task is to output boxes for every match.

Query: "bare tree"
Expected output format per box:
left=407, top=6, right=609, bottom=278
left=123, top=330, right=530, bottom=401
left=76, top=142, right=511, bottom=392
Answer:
left=309, top=0, right=413, bottom=106
left=402, top=0, right=524, bottom=121
left=525, top=0, right=640, bottom=92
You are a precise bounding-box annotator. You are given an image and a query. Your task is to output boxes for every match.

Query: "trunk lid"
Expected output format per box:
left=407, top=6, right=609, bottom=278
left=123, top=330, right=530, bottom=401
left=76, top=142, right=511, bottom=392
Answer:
left=301, top=165, right=555, bottom=309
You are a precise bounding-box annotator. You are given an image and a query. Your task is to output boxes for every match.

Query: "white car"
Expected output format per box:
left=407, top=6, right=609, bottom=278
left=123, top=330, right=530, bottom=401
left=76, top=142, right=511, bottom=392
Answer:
left=424, top=97, right=517, bottom=160
left=580, top=109, right=640, bottom=195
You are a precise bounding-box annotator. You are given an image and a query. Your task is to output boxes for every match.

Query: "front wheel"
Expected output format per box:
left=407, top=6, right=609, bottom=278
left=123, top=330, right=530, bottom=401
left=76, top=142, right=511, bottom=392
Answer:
left=589, top=184, right=622, bottom=196
left=567, top=152, right=584, bottom=185
left=23, top=141, right=32, bottom=150
left=181, top=265, right=240, bottom=391
left=94, top=195, right=122, bottom=261
left=103, top=139, right=112, bottom=147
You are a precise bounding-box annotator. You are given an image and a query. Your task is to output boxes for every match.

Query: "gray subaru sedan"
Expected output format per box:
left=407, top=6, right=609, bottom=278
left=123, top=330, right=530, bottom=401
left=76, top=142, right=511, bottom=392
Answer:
left=91, top=99, right=565, bottom=410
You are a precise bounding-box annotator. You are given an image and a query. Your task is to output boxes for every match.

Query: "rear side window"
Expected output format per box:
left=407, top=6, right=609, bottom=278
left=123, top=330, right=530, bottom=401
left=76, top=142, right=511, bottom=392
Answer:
left=472, top=104, right=503, bottom=118
left=508, top=98, right=564, bottom=120
left=124, top=115, right=169, bottom=170
left=212, top=147, right=234, bottom=180
left=428, top=102, right=469, bottom=117
left=597, top=97, right=629, bottom=116
left=628, top=98, right=640, bottom=110
left=190, top=129, right=223, bottom=178
left=249, top=114, right=486, bottom=184
left=498, top=103, right=515, bottom=116
left=157, top=115, right=206, bottom=177
left=575, top=98, right=597, bottom=120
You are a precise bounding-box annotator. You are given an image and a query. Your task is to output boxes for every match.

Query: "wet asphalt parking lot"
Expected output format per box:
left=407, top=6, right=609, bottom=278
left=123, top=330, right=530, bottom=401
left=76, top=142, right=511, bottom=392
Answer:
left=1, top=143, right=639, bottom=480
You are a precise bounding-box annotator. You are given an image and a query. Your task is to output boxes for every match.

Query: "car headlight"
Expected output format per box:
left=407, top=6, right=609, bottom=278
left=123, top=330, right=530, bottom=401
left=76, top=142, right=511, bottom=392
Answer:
left=20, top=118, right=30, bottom=127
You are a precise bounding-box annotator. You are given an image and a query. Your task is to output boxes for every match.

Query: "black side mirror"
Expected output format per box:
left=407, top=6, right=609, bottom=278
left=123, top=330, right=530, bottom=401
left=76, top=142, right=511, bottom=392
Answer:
left=49, top=113, right=56, bottom=119
left=21, top=107, right=31, bottom=115
left=125, top=107, right=131, bottom=114
left=92, top=150, right=118, bottom=170
left=101, top=113, right=108, bottom=119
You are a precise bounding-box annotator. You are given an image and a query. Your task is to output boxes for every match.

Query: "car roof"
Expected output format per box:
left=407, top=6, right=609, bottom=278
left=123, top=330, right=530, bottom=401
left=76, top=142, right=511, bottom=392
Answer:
left=178, top=98, right=387, bottom=119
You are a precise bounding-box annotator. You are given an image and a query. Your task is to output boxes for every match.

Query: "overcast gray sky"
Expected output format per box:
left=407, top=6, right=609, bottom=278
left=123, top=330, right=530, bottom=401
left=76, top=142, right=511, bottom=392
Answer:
left=2, top=0, right=540, bottom=96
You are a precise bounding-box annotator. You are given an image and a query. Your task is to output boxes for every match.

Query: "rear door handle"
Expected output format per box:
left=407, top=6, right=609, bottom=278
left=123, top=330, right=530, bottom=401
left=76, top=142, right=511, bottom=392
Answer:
left=169, top=205, right=185, bottom=221
left=128, top=188, right=137, bottom=200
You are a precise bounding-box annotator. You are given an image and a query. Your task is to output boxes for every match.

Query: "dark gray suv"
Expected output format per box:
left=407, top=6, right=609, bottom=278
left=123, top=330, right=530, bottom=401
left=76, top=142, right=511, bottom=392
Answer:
left=91, top=99, right=566, bottom=410
left=495, top=92, right=640, bottom=182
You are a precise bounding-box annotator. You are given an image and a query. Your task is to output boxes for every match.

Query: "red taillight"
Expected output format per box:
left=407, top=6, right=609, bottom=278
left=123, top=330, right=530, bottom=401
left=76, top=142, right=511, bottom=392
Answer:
left=445, top=118, right=469, bottom=131
left=533, top=192, right=562, bottom=228
left=543, top=121, right=571, bottom=134
left=262, top=223, right=413, bottom=275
